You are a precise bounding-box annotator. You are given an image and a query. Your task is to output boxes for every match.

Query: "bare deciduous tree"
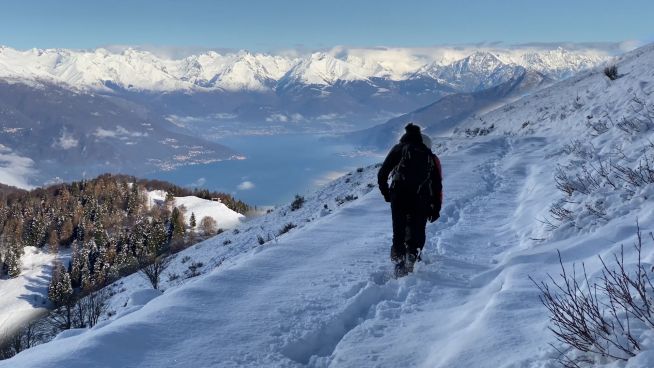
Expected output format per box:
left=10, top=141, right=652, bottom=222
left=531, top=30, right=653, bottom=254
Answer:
left=199, top=216, right=217, bottom=236
left=139, top=252, right=172, bottom=290
left=532, top=223, right=654, bottom=365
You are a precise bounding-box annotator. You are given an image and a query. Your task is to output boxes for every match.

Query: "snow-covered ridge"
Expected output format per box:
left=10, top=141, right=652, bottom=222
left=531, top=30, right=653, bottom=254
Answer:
left=146, top=190, right=244, bottom=230
left=0, top=45, right=613, bottom=92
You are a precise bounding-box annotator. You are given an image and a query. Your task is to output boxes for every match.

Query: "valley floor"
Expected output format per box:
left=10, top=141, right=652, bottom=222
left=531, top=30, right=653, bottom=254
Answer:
left=4, top=136, right=653, bottom=367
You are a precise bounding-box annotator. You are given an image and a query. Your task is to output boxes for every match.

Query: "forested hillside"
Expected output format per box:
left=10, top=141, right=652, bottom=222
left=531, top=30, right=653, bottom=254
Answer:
left=0, top=173, right=248, bottom=279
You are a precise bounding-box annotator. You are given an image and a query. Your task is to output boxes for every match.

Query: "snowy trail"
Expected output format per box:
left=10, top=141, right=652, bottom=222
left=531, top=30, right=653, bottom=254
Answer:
left=3, top=136, right=556, bottom=368
left=329, top=136, right=553, bottom=368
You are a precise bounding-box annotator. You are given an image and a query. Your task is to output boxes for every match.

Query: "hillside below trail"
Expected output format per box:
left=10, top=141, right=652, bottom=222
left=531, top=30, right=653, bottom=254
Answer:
left=3, top=136, right=562, bottom=368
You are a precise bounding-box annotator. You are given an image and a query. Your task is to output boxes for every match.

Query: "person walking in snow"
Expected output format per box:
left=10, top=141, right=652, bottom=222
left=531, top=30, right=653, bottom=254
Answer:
left=377, top=123, right=443, bottom=277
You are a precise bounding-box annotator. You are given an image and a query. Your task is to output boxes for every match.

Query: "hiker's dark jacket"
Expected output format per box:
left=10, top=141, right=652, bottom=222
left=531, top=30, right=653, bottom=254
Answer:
left=377, top=131, right=443, bottom=215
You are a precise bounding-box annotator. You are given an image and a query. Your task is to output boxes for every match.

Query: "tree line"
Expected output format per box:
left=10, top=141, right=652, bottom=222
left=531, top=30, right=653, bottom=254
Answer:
left=0, top=173, right=248, bottom=280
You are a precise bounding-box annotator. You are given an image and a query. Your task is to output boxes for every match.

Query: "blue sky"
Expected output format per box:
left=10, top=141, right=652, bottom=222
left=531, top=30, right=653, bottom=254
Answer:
left=1, top=0, right=652, bottom=51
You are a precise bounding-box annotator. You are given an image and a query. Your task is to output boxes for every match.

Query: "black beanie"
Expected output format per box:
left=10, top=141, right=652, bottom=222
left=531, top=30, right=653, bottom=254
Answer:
left=405, top=123, right=421, bottom=135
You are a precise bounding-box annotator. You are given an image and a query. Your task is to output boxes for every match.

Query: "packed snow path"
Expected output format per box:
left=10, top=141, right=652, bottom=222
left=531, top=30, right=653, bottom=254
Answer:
left=5, top=137, right=563, bottom=367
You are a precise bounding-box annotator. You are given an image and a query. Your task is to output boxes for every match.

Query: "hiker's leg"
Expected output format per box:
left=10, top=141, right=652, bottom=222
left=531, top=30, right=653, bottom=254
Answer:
left=406, top=209, right=428, bottom=258
left=390, top=201, right=408, bottom=262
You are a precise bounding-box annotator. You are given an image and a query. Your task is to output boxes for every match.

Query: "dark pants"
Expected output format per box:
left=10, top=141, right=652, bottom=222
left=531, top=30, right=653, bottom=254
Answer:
left=390, top=199, right=428, bottom=262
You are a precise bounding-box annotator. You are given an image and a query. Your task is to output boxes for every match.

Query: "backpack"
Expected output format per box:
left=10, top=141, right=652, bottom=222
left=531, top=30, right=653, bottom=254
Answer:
left=390, top=142, right=435, bottom=203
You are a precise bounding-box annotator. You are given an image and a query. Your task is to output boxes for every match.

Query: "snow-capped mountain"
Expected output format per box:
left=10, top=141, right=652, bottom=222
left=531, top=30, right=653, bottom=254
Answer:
left=513, top=47, right=606, bottom=79
left=414, top=51, right=527, bottom=91
left=0, top=45, right=610, bottom=93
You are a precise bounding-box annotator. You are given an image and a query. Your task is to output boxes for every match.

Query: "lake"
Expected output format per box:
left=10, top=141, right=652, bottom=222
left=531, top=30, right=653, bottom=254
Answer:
left=147, top=134, right=383, bottom=207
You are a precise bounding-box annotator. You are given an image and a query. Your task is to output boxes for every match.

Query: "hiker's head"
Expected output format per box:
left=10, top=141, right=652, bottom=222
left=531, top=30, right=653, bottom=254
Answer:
left=400, top=123, right=423, bottom=144
left=405, top=123, right=421, bottom=136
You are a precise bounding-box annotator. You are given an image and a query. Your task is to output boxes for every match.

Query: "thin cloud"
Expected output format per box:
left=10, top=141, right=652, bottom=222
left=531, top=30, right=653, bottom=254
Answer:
left=237, top=181, right=255, bottom=190
left=190, top=177, right=207, bottom=187
left=0, top=148, right=36, bottom=189
left=53, top=130, right=79, bottom=150
left=94, top=126, right=147, bottom=139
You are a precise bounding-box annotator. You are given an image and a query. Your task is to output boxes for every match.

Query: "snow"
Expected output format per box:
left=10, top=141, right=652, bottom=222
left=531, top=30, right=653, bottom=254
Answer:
left=146, top=190, right=244, bottom=230
left=3, top=43, right=654, bottom=367
left=0, top=44, right=611, bottom=92
left=0, top=247, right=56, bottom=342
left=125, top=289, right=162, bottom=307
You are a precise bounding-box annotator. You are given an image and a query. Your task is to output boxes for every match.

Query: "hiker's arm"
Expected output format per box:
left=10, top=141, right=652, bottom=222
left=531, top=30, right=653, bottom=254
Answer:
left=377, top=145, right=401, bottom=200
left=431, top=155, right=443, bottom=212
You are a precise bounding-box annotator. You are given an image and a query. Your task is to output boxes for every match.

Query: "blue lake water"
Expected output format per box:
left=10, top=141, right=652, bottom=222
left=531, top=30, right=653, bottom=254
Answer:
left=147, top=134, right=383, bottom=207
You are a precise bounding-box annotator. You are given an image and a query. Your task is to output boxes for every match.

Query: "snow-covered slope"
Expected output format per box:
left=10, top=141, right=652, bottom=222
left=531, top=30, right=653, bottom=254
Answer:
left=3, top=43, right=654, bottom=367
left=146, top=190, right=244, bottom=230
left=0, top=135, right=601, bottom=367
left=453, top=44, right=654, bottom=137
left=0, top=247, right=56, bottom=342
left=0, top=45, right=610, bottom=92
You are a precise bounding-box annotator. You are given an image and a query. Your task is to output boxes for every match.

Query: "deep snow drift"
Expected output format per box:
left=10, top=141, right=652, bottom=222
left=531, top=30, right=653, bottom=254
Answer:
left=3, top=44, right=654, bottom=367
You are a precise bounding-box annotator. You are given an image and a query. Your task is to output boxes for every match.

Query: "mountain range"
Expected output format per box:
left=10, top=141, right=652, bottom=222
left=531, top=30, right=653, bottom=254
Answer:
left=0, top=45, right=611, bottom=92
left=0, top=44, right=615, bottom=187
left=0, top=45, right=612, bottom=125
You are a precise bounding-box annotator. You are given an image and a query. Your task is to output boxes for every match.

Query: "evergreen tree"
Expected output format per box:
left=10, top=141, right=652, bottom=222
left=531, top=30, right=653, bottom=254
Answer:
left=48, top=229, right=59, bottom=254
left=164, top=192, right=175, bottom=207
left=47, top=262, right=75, bottom=330
left=170, top=207, right=185, bottom=238
left=74, top=220, right=86, bottom=243
left=80, top=240, right=94, bottom=291
left=127, top=183, right=140, bottom=216
left=6, top=240, right=23, bottom=278
left=48, top=263, right=74, bottom=308
left=0, top=234, right=7, bottom=275
left=190, top=212, right=196, bottom=228
left=93, top=245, right=110, bottom=286
left=69, top=240, right=82, bottom=287
left=147, top=220, right=169, bottom=255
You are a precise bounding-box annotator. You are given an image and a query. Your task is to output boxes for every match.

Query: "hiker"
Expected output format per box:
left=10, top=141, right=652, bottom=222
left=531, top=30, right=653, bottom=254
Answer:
left=377, top=123, right=443, bottom=277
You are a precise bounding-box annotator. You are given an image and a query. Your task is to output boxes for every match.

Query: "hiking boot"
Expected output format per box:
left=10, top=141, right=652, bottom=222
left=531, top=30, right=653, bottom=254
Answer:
left=394, top=260, right=408, bottom=278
